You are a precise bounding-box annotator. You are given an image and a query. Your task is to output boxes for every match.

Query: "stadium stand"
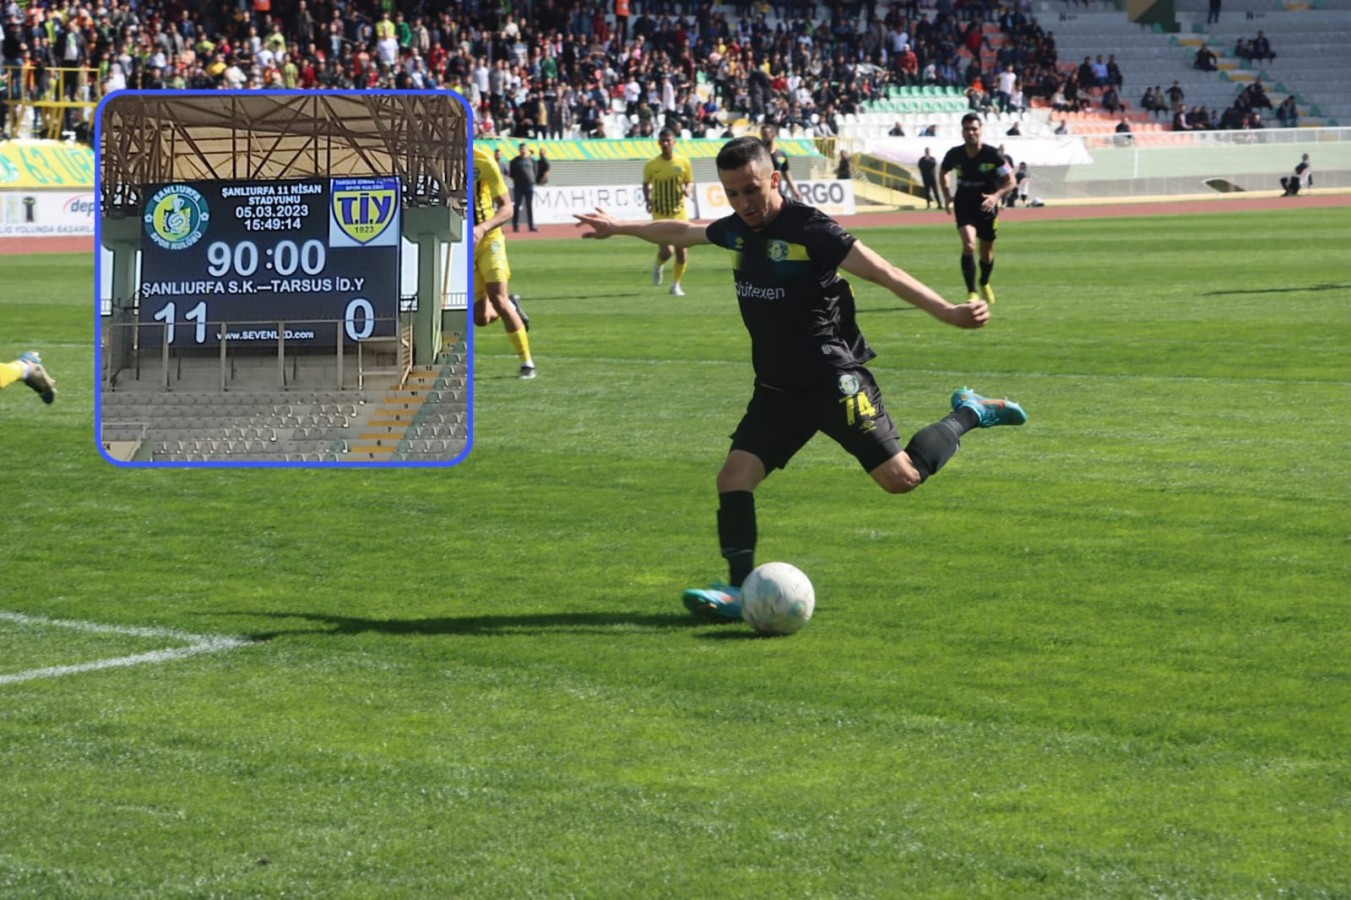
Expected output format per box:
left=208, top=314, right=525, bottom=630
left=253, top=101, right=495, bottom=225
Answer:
left=8, top=0, right=1346, bottom=221
left=1049, top=3, right=1349, bottom=128
left=5, top=0, right=1348, bottom=147
left=1173, top=0, right=1351, bottom=126
left=100, top=335, right=468, bottom=464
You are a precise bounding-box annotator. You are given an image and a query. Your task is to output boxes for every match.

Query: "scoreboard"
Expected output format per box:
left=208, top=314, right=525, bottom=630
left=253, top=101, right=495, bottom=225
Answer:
left=138, top=176, right=401, bottom=347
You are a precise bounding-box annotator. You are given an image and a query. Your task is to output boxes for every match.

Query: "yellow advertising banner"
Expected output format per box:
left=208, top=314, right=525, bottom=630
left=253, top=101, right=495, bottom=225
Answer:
left=0, top=140, right=96, bottom=189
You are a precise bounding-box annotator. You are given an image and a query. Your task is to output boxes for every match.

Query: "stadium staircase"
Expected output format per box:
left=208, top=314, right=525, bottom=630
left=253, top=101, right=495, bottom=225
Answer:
left=345, top=333, right=468, bottom=463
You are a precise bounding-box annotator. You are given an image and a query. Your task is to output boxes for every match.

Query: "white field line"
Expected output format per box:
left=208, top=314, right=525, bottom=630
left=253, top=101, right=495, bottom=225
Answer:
left=0, top=611, right=249, bottom=685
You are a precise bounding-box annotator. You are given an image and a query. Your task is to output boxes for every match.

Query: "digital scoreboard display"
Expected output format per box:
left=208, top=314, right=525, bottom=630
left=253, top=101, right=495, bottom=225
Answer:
left=138, top=176, right=401, bottom=347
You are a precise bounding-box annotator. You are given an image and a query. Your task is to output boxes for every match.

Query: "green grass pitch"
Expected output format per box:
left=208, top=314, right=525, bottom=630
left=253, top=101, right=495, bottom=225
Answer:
left=0, top=206, right=1348, bottom=896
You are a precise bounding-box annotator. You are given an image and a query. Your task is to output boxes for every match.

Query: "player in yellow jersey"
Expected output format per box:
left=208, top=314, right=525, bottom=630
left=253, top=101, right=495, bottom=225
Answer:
left=472, top=146, right=536, bottom=379
left=0, top=351, right=56, bottom=404
left=642, top=128, right=695, bottom=297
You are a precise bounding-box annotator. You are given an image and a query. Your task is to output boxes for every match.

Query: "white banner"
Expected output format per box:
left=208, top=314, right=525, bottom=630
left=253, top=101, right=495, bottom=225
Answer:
left=0, top=190, right=96, bottom=236
left=530, top=183, right=697, bottom=225
left=695, top=179, right=857, bottom=218
left=524, top=179, right=855, bottom=225
left=862, top=137, right=1095, bottom=168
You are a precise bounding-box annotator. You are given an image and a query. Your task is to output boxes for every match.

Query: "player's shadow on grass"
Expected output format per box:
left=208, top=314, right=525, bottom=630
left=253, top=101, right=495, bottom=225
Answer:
left=239, top=610, right=704, bottom=640
left=692, top=628, right=774, bottom=641
left=1203, top=282, right=1348, bottom=296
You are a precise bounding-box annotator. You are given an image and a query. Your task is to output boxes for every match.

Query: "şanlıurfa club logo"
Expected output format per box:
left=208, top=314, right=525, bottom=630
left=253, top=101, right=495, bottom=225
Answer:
left=144, top=184, right=210, bottom=250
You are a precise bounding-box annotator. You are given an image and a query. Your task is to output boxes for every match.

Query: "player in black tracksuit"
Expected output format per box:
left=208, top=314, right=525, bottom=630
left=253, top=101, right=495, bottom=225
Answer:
left=941, top=113, right=1016, bottom=303
left=574, top=137, right=1027, bottom=621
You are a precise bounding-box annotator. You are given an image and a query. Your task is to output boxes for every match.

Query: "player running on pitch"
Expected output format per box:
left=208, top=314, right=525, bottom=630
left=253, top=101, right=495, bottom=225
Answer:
left=941, top=113, right=1016, bottom=303
left=472, top=145, right=537, bottom=379
left=643, top=128, right=695, bottom=296
left=575, top=136, right=1026, bottom=621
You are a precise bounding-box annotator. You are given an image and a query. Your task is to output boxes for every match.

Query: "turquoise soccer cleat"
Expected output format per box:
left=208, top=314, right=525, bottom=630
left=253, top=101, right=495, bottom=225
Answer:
left=682, top=583, right=743, bottom=622
left=951, top=386, right=1026, bottom=428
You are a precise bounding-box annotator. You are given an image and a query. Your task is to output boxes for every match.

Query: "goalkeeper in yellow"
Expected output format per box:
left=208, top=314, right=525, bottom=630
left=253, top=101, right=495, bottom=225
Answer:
left=472, top=146, right=536, bottom=379
left=643, top=128, right=695, bottom=297
left=0, top=351, right=56, bottom=403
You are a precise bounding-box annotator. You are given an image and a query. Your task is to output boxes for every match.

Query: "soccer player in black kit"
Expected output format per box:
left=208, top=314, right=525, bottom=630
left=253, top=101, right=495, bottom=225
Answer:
left=941, top=113, right=1016, bottom=304
left=575, top=137, right=1027, bottom=621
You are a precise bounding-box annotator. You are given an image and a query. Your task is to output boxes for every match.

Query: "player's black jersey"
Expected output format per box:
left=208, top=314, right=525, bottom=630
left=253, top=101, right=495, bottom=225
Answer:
left=940, top=143, right=1010, bottom=199
left=705, top=200, right=874, bottom=392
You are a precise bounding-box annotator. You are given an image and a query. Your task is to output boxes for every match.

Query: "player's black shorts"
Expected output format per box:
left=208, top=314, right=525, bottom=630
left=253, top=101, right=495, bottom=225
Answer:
left=729, top=368, right=903, bottom=474
left=954, top=197, right=999, bottom=243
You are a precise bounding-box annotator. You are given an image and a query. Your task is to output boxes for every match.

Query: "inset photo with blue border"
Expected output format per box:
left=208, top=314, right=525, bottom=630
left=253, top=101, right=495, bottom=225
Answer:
left=95, top=90, right=473, bottom=467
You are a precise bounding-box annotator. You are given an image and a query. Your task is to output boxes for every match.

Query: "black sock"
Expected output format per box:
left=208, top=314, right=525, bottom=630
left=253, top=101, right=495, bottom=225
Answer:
left=961, top=255, right=977, bottom=292
left=979, top=258, right=994, bottom=286
left=717, top=490, right=757, bottom=588
left=903, top=413, right=971, bottom=483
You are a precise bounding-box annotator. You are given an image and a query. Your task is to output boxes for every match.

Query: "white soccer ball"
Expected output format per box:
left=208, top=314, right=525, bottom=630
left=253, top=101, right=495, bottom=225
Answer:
left=740, top=562, right=815, bottom=636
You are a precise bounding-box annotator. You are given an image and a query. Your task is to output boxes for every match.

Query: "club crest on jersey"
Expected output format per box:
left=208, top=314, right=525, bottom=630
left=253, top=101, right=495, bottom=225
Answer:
left=767, top=239, right=790, bottom=262
left=837, top=373, right=860, bottom=396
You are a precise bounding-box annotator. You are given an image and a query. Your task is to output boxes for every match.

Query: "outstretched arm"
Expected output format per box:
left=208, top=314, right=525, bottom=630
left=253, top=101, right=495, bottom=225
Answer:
left=839, top=240, right=989, bottom=329
left=574, top=208, right=711, bottom=248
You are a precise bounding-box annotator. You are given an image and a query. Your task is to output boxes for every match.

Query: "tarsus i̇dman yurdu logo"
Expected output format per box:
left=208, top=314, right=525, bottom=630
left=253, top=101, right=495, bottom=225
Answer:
left=330, top=180, right=398, bottom=245
left=144, top=184, right=210, bottom=250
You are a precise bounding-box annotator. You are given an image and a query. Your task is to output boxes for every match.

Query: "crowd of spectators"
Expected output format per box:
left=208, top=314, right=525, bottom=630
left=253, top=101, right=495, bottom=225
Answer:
left=0, top=0, right=1307, bottom=145
left=0, top=0, right=1079, bottom=143
left=1163, top=74, right=1282, bottom=133
left=1043, top=52, right=1126, bottom=117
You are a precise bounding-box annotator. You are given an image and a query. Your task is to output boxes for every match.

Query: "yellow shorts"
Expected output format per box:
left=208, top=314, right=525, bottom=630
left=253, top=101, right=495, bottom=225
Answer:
left=652, top=210, right=689, bottom=222
left=474, top=233, right=511, bottom=298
